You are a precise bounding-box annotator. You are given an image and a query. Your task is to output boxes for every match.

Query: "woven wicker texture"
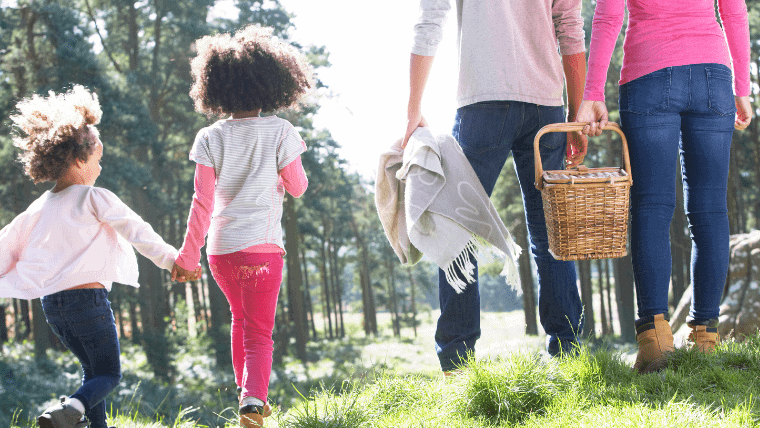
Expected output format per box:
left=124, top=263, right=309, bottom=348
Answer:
left=534, top=123, right=632, bottom=261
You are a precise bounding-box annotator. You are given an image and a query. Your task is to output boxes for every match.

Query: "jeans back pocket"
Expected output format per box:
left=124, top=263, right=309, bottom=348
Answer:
left=455, top=102, right=510, bottom=155
left=706, top=65, right=737, bottom=116
left=620, top=68, right=671, bottom=115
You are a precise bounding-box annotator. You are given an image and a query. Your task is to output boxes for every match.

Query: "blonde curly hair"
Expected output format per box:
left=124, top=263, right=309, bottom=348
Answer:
left=189, top=25, right=313, bottom=116
left=11, top=85, right=102, bottom=184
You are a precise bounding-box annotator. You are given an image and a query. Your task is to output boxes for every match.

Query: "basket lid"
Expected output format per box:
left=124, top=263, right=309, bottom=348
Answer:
left=542, top=166, right=630, bottom=184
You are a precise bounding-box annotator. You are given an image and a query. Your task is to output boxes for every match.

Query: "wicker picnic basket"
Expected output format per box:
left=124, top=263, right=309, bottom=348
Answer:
left=534, top=122, right=632, bottom=261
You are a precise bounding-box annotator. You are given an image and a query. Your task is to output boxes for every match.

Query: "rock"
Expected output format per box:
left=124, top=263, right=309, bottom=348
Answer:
left=668, top=231, right=760, bottom=342
left=719, top=230, right=760, bottom=341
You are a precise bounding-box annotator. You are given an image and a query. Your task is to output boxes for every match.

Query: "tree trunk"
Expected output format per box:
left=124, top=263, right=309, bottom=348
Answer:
left=578, top=260, right=596, bottom=338
left=301, top=247, right=318, bottom=339
left=204, top=249, right=232, bottom=370
left=348, top=214, right=377, bottom=336
left=597, top=259, right=609, bottom=336
left=330, top=240, right=345, bottom=338
left=386, top=255, right=400, bottom=337
left=614, top=254, right=636, bottom=342
left=319, top=237, right=333, bottom=338
left=133, top=190, right=172, bottom=380
left=284, top=194, right=307, bottom=361
left=18, top=299, right=31, bottom=341
left=127, top=287, right=140, bottom=343
left=407, top=268, right=418, bottom=337
left=32, top=299, right=52, bottom=360
left=191, top=281, right=202, bottom=333
left=0, top=303, right=8, bottom=343
left=515, top=223, right=538, bottom=335
left=727, top=141, right=744, bottom=234
left=604, top=259, right=615, bottom=335
left=128, top=0, right=139, bottom=71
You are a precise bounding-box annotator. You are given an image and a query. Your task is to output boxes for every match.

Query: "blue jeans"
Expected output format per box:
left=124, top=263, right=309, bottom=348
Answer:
left=619, top=63, right=735, bottom=323
left=435, top=101, right=582, bottom=370
left=41, top=289, right=122, bottom=428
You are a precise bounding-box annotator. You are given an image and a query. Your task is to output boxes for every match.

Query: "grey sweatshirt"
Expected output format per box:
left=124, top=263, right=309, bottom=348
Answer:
left=412, top=0, right=586, bottom=108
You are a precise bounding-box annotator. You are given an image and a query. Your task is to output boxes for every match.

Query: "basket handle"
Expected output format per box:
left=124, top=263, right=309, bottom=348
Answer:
left=533, top=122, right=631, bottom=190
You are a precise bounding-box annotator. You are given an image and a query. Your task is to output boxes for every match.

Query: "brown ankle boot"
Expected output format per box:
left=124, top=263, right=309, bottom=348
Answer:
left=687, top=321, right=719, bottom=353
left=239, top=402, right=271, bottom=428
left=633, top=314, right=674, bottom=374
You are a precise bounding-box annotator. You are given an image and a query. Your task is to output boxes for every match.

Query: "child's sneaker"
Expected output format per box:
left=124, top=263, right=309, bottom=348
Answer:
left=37, top=396, right=90, bottom=428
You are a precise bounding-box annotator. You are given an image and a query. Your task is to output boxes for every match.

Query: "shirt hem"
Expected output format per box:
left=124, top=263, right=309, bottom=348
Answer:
left=458, top=93, right=565, bottom=109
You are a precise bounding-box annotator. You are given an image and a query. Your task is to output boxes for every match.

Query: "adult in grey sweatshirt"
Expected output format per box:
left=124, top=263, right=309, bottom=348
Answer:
left=402, top=0, right=589, bottom=369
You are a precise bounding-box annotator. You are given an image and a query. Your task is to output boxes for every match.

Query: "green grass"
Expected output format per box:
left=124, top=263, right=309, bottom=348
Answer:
left=3, top=318, right=759, bottom=427
left=262, top=334, right=760, bottom=428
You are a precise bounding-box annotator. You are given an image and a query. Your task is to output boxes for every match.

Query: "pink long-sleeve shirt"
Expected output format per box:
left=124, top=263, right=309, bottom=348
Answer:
left=584, top=0, right=750, bottom=102
left=175, top=157, right=307, bottom=271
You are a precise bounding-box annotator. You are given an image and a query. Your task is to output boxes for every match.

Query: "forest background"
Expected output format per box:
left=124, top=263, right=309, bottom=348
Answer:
left=1, top=0, right=760, bottom=425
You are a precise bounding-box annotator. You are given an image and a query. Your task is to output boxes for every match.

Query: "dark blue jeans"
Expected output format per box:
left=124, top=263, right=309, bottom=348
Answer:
left=435, top=101, right=582, bottom=370
left=41, top=289, right=122, bottom=428
left=619, top=63, right=735, bottom=322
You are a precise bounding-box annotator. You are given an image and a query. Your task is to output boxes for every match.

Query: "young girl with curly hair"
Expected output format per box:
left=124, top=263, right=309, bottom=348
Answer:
left=174, top=25, right=312, bottom=428
left=0, top=86, right=198, bottom=428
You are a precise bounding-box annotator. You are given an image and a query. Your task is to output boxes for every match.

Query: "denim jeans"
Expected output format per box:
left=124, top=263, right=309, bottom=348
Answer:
left=619, top=63, right=735, bottom=322
left=41, top=289, right=122, bottom=428
left=435, top=101, right=582, bottom=370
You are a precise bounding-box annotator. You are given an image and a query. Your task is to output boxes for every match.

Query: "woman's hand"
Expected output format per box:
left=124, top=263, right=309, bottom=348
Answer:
left=575, top=100, right=609, bottom=136
left=735, top=96, right=752, bottom=131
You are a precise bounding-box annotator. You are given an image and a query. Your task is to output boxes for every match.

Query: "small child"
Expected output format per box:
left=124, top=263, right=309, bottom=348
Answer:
left=174, top=25, right=312, bottom=428
left=0, top=86, right=199, bottom=428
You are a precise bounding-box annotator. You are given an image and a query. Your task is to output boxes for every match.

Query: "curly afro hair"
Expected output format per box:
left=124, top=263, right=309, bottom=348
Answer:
left=11, top=85, right=102, bottom=184
left=189, top=25, right=314, bottom=116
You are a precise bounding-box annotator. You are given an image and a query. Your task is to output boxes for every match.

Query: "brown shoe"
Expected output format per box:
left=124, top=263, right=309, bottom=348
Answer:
left=37, top=396, right=89, bottom=428
left=687, top=321, right=719, bottom=353
left=239, top=403, right=271, bottom=428
left=633, top=314, right=674, bottom=374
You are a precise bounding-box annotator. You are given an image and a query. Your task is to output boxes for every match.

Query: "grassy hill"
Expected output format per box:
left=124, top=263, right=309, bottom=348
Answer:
left=3, top=311, right=759, bottom=427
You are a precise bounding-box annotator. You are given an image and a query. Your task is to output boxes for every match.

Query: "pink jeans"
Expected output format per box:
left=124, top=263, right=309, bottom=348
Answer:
left=208, top=251, right=283, bottom=402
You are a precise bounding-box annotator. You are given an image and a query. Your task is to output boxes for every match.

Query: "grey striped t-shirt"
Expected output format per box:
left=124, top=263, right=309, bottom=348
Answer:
left=189, top=115, right=306, bottom=255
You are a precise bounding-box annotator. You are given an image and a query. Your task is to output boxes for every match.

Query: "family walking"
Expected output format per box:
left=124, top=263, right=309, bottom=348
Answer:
left=0, top=0, right=753, bottom=427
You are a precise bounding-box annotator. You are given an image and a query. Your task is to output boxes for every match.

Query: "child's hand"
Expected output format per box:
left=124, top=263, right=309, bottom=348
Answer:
left=172, top=263, right=201, bottom=282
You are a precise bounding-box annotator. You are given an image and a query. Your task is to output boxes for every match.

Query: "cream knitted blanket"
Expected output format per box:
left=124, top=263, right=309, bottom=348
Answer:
left=375, top=127, right=521, bottom=293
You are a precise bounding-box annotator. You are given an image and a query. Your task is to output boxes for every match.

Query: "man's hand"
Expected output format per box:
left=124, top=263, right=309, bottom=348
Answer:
left=566, top=131, right=588, bottom=168
left=402, top=111, right=428, bottom=149
left=402, top=54, right=435, bottom=149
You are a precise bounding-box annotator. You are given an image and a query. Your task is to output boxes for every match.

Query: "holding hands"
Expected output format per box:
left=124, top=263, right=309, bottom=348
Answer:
left=171, top=262, right=202, bottom=282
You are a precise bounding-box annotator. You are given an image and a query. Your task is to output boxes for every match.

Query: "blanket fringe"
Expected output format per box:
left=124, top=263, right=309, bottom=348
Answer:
left=443, top=240, right=478, bottom=293
left=444, top=235, right=523, bottom=294
left=500, top=237, right=522, bottom=294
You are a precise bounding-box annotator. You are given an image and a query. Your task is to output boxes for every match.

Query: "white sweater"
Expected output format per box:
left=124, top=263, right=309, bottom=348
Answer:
left=412, top=0, right=586, bottom=107
left=0, top=185, right=177, bottom=299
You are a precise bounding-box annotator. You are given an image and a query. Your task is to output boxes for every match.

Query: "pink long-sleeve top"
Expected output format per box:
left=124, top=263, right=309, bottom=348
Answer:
left=175, top=157, right=307, bottom=271
left=584, top=0, right=750, bottom=102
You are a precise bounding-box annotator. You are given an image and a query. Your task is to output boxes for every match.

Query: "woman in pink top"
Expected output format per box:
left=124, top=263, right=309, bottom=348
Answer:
left=576, top=0, right=753, bottom=373
left=172, top=25, right=311, bottom=428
